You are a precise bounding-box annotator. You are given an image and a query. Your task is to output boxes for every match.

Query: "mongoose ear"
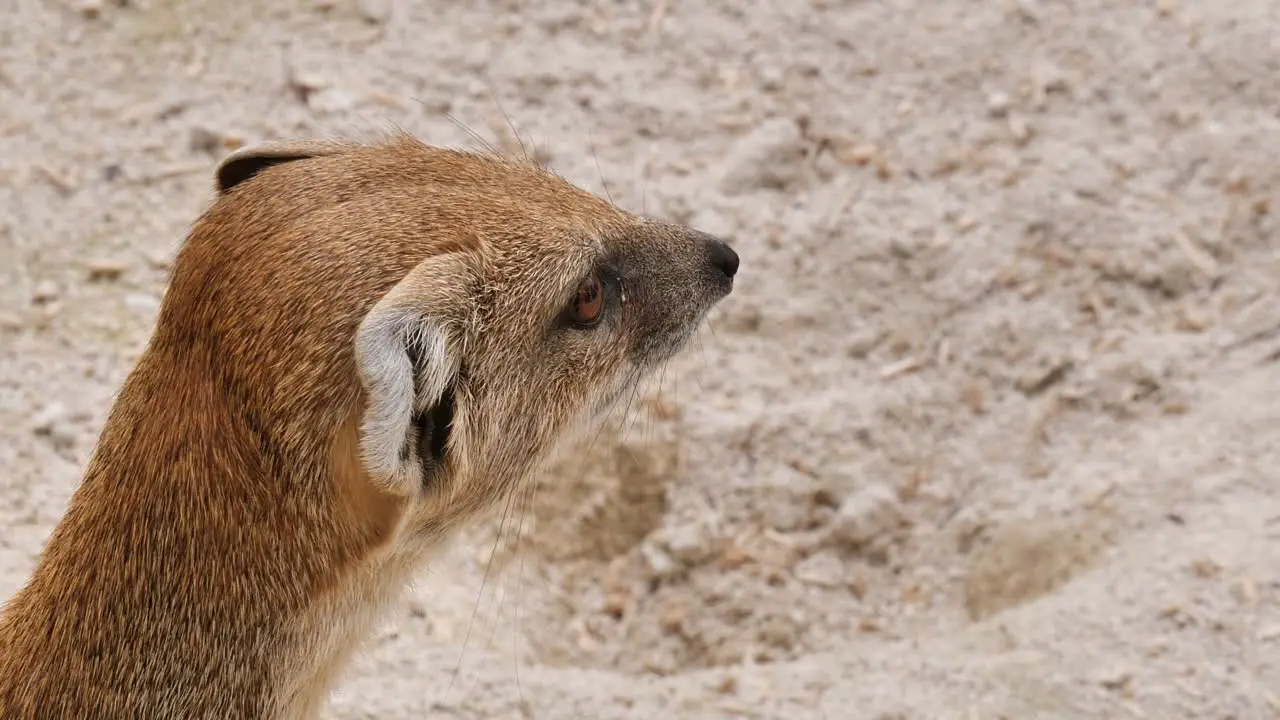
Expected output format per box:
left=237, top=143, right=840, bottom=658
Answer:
left=214, top=139, right=353, bottom=195
left=354, top=253, right=473, bottom=496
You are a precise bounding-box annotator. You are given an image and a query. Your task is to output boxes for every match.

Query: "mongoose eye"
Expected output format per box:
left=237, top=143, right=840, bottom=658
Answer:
left=571, top=274, right=605, bottom=327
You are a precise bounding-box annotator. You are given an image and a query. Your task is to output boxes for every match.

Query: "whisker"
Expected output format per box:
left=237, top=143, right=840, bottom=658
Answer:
left=582, top=389, right=624, bottom=466
left=448, top=481, right=518, bottom=697
left=441, top=110, right=502, bottom=156
left=648, top=362, right=671, bottom=447
left=409, top=97, right=501, bottom=157
left=616, top=372, right=646, bottom=447
left=670, top=365, right=682, bottom=430
left=484, top=76, right=529, bottom=162
left=588, top=128, right=615, bottom=205
left=480, top=525, right=511, bottom=658
left=524, top=126, right=551, bottom=169
left=706, top=314, right=722, bottom=344
left=689, top=330, right=711, bottom=395
left=512, top=467, right=539, bottom=705
left=640, top=158, right=650, bottom=216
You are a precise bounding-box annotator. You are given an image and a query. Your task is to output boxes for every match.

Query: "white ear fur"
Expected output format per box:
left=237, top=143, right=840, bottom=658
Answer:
left=354, top=254, right=469, bottom=495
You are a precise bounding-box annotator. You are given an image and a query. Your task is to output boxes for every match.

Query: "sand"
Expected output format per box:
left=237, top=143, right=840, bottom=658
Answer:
left=2, top=0, right=1279, bottom=718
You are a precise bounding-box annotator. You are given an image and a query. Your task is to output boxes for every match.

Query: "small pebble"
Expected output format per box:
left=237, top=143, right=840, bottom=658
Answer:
left=286, top=63, right=331, bottom=102
left=829, top=484, right=902, bottom=548
left=986, top=90, right=1011, bottom=118
left=31, top=402, right=67, bottom=436
left=85, top=258, right=126, bottom=282
left=758, top=64, right=786, bottom=92
left=1013, top=0, right=1040, bottom=22
left=31, top=280, right=60, bottom=304
left=640, top=542, right=680, bottom=578
left=602, top=590, right=629, bottom=618
left=652, top=521, right=715, bottom=567
left=842, top=142, right=879, bottom=166
left=357, top=0, right=392, bottom=23
left=1033, top=62, right=1070, bottom=95
left=189, top=126, right=247, bottom=153
left=1097, top=668, right=1133, bottom=692
left=74, top=0, right=104, bottom=18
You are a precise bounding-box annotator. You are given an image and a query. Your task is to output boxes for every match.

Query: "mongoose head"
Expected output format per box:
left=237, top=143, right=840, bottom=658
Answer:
left=197, top=135, right=737, bottom=533
left=0, top=134, right=737, bottom=718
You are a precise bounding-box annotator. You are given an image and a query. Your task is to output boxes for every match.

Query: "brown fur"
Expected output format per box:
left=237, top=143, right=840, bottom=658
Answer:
left=0, top=134, right=736, bottom=718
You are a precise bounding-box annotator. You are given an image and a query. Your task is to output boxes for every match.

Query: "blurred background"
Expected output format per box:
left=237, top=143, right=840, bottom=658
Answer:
left=2, top=1, right=1279, bottom=718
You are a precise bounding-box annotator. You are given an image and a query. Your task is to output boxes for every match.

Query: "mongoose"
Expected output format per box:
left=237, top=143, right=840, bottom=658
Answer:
left=0, top=134, right=738, bottom=718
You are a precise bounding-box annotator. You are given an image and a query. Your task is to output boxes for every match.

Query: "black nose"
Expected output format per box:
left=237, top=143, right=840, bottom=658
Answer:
left=707, top=239, right=739, bottom=279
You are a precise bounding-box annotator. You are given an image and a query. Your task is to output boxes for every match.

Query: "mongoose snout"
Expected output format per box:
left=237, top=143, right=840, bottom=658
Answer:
left=705, top=236, right=741, bottom=282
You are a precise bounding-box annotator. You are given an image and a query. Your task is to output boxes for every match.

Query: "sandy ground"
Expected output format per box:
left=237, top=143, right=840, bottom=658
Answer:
left=3, top=0, right=1280, bottom=717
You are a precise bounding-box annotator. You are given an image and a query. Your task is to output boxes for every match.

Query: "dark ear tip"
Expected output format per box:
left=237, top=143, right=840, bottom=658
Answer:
left=216, top=155, right=268, bottom=192
left=213, top=139, right=354, bottom=194
left=215, top=156, right=288, bottom=194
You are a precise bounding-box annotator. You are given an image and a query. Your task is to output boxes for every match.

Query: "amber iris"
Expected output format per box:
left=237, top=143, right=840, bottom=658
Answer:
left=572, top=275, right=604, bottom=325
